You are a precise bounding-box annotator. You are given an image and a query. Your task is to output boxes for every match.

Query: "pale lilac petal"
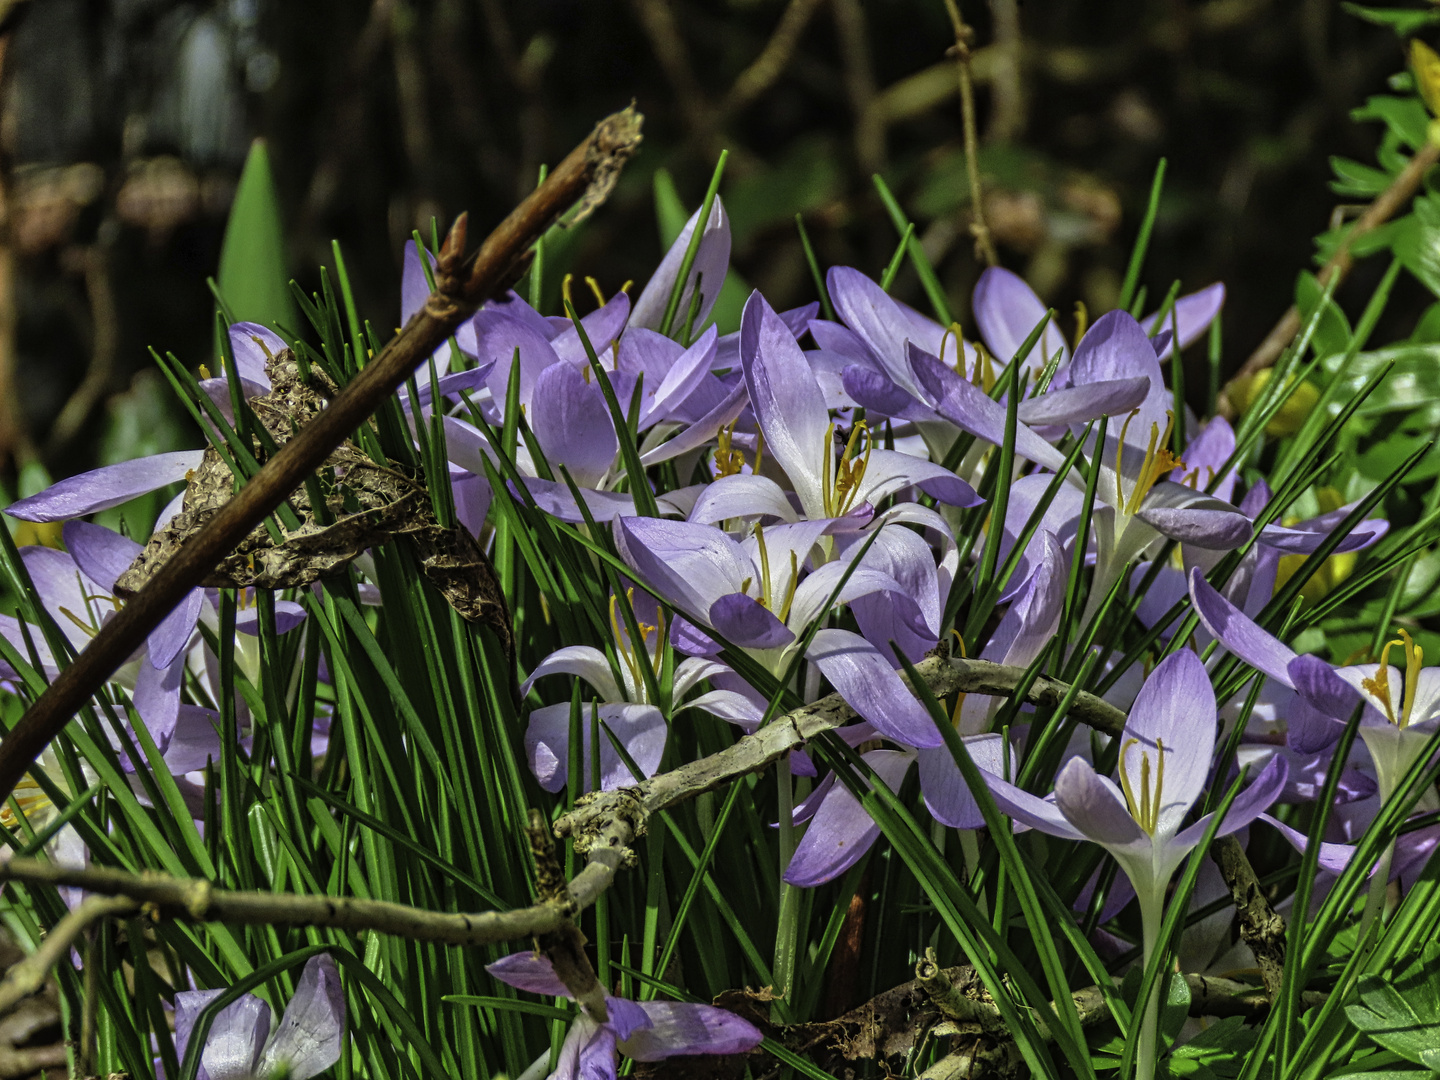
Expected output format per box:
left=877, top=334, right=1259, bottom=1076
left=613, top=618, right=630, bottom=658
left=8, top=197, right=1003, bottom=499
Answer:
left=908, top=347, right=1068, bottom=472
left=741, top=292, right=829, bottom=515
left=1069, top=310, right=1167, bottom=433
left=808, top=320, right=879, bottom=367
left=148, top=589, right=203, bottom=669
left=257, top=955, right=345, bottom=1080
left=806, top=628, right=942, bottom=748
left=709, top=594, right=794, bottom=650
left=784, top=749, right=913, bottom=886
left=516, top=479, right=639, bottom=523
left=841, top=365, right=936, bottom=422
left=8, top=451, right=204, bottom=522
left=687, top=475, right=797, bottom=524
left=1136, top=484, right=1251, bottom=549
left=1016, top=377, right=1149, bottom=427
left=132, top=654, right=181, bottom=750
left=550, top=292, right=632, bottom=367
left=1287, top=654, right=1363, bottom=722
left=638, top=380, right=749, bottom=467
left=616, top=517, right=746, bottom=623
left=1172, top=417, right=1236, bottom=502
left=161, top=705, right=223, bottom=773
left=524, top=703, right=667, bottom=793
left=579, top=1023, right=619, bottom=1080
left=972, top=266, right=1069, bottom=372
left=475, top=312, right=559, bottom=410
left=1142, top=283, right=1225, bottom=356
left=486, top=952, right=572, bottom=997
left=983, top=773, right=1088, bottom=841
left=531, top=362, right=617, bottom=489
left=827, top=267, right=917, bottom=380
left=63, top=521, right=142, bottom=591
left=856, top=448, right=982, bottom=509
left=1054, top=759, right=1148, bottom=846
left=647, top=326, right=719, bottom=423
left=400, top=241, right=433, bottom=325
left=228, top=323, right=286, bottom=384
left=1174, top=756, right=1289, bottom=848
left=233, top=601, right=307, bottom=637
left=1121, top=649, right=1215, bottom=822
left=175, top=990, right=269, bottom=1080
left=521, top=645, right=622, bottom=702
left=602, top=997, right=653, bottom=1042
left=622, top=1002, right=762, bottom=1062
left=918, top=733, right=1008, bottom=829
left=1258, top=521, right=1386, bottom=554
left=1189, top=568, right=1296, bottom=685
left=1256, top=813, right=1356, bottom=875
left=630, top=199, right=731, bottom=333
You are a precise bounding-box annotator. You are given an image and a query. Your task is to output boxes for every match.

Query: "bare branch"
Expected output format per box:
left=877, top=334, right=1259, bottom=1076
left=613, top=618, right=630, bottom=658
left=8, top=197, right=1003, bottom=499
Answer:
left=0, top=107, right=644, bottom=808
left=0, top=894, right=136, bottom=1015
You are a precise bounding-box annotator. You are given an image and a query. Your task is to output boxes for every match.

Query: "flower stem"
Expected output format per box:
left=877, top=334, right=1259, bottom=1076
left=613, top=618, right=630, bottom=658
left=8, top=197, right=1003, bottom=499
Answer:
left=1137, top=889, right=1165, bottom=1080
left=773, top=753, right=799, bottom=1022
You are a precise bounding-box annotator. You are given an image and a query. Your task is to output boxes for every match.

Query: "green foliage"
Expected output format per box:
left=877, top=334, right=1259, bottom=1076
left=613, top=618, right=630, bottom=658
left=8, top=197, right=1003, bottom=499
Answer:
left=217, top=139, right=300, bottom=330
left=1345, top=942, right=1440, bottom=1069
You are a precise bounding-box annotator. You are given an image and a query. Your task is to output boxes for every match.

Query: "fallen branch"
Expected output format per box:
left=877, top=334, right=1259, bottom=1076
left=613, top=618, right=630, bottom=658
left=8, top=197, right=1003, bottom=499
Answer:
left=556, top=648, right=1127, bottom=859
left=1218, top=139, right=1440, bottom=416
left=1211, top=834, right=1286, bottom=998
left=0, top=894, right=136, bottom=1015
left=0, top=107, right=644, bottom=808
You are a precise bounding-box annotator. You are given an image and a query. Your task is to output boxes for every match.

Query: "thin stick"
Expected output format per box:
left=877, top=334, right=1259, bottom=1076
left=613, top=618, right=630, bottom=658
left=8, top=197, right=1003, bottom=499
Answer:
left=0, top=895, right=137, bottom=1015
left=1211, top=835, right=1287, bottom=999
left=0, top=107, right=644, bottom=807
left=941, top=0, right=998, bottom=267
left=1219, top=140, right=1440, bottom=415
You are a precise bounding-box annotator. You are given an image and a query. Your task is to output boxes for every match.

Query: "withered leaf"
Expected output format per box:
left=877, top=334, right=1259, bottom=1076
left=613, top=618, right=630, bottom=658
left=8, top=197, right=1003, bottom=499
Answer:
left=115, top=348, right=512, bottom=660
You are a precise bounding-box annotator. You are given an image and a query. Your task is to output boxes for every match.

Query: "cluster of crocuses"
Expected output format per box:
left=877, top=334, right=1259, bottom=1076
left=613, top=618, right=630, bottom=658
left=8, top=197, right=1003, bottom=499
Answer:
left=4, top=196, right=1430, bottom=1080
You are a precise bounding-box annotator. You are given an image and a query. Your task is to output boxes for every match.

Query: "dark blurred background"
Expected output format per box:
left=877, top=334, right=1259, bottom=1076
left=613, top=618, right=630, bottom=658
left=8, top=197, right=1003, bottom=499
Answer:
left=0, top=0, right=1420, bottom=487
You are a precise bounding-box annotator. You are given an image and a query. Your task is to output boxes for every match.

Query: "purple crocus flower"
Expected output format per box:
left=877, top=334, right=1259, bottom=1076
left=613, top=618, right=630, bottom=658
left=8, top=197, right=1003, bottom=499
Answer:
left=173, top=955, right=344, bottom=1080
left=628, top=198, right=733, bottom=334
left=487, top=951, right=761, bottom=1080
left=687, top=291, right=980, bottom=530
left=521, top=590, right=762, bottom=793
left=983, top=650, right=1284, bottom=1080
left=615, top=515, right=943, bottom=749
left=1190, top=568, right=1439, bottom=805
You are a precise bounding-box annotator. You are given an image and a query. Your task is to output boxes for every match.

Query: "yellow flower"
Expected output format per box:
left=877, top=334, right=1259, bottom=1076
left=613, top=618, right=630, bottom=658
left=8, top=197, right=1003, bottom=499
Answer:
left=1227, top=369, right=1320, bottom=437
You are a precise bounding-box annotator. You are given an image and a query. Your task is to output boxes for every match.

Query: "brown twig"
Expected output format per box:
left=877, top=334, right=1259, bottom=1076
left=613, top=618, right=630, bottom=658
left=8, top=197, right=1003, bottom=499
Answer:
left=0, top=107, right=644, bottom=808
left=46, top=244, right=118, bottom=453
left=940, top=0, right=998, bottom=268
left=1218, top=139, right=1440, bottom=417
left=1210, top=834, right=1286, bottom=998
left=716, top=0, right=828, bottom=122
left=627, top=0, right=710, bottom=134
left=831, top=0, right=885, bottom=174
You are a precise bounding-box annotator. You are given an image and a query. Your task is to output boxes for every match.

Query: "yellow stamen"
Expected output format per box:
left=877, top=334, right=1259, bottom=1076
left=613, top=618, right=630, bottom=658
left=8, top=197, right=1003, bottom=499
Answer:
left=1363, top=628, right=1425, bottom=728
left=561, top=273, right=575, bottom=308
left=620, top=279, right=634, bottom=294
left=1117, top=737, right=1167, bottom=835
left=1400, top=629, right=1423, bottom=729
left=585, top=276, right=607, bottom=308
left=827, top=422, right=872, bottom=517
left=0, top=778, right=51, bottom=830
left=198, top=363, right=212, bottom=380
left=1121, top=411, right=1184, bottom=516
left=949, top=631, right=969, bottom=727
left=755, top=525, right=773, bottom=608
left=57, top=607, right=98, bottom=639
left=1362, top=637, right=1400, bottom=725
left=776, top=551, right=800, bottom=625
left=713, top=420, right=746, bottom=478
left=1073, top=301, right=1089, bottom=349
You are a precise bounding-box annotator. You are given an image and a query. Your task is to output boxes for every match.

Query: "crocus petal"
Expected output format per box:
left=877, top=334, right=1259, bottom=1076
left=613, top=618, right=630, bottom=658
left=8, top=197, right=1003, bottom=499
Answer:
left=616, top=517, right=746, bottom=624
left=8, top=451, right=204, bottom=522
left=521, top=645, right=622, bottom=702
left=827, top=266, right=922, bottom=385
left=161, top=705, right=223, bottom=773
left=63, top=520, right=142, bottom=591
left=400, top=242, right=433, bottom=325
left=531, top=362, right=618, bottom=489
left=148, top=589, right=203, bottom=669
left=784, top=749, right=913, bottom=886
left=549, top=291, right=632, bottom=367
left=486, top=952, right=572, bottom=998
left=1255, top=812, right=1357, bottom=875
left=856, top=448, right=982, bottom=509
left=918, top=733, right=1008, bottom=829
left=1069, top=310, right=1167, bottom=435
left=228, top=323, right=286, bottom=384
left=806, top=628, right=942, bottom=748
left=1121, top=649, right=1216, bottom=826
left=602, top=997, right=653, bottom=1042
left=1054, top=759, right=1149, bottom=845
left=741, top=291, right=830, bottom=516
left=687, top=474, right=798, bottom=525
left=709, top=593, right=795, bottom=650
left=175, top=991, right=270, bottom=1080
left=1141, top=283, right=1226, bottom=356
left=132, top=654, right=182, bottom=750
left=909, top=347, right=1068, bottom=472
left=524, top=703, right=667, bottom=794
left=1136, top=483, right=1251, bottom=548
left=647, top=326, right=719, bottom=423
left=638, top=379, right=750, bottom=466
left=1287, top=654, right=1363, bottom=723
left=474, top=312, right=559, bottom=411
left=841, top=365, right=935, bottom=422
left=972, top=266, right=1069, bottom=372
left=1189, top=568, right=1296, bottom=684
left=623, top=1002, right=764, bottom=1061
left=983, top=773, right=1088, bottom=841
left=630, top=199, right=731, bottom=333
left=1173, top=755, right=1289, bottom=848
left=1172, top=416, right=1236, bottom=502
left=1016, top=378, right=1149, bottom=427
left=256, top=955, right=345, bottom=1080
left=514, top=479, right=642, bottom=523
